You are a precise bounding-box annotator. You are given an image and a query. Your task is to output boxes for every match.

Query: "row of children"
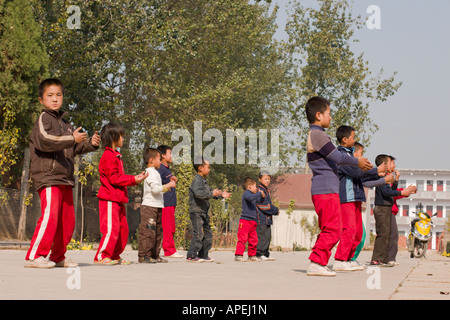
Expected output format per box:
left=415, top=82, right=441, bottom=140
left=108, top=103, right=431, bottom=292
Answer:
left=24, top=78, right=279, bottom=268
left=304, top=96, right=416, bottom=276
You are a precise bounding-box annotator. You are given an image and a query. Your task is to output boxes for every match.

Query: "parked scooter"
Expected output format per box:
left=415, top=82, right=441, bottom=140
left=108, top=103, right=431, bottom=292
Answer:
left=407, top=205, right=436, bottom=258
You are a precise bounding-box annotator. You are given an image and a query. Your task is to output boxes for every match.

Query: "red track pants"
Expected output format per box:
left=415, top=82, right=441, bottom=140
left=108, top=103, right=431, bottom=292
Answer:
left=94, top=200, right=129, bottom=261
left=25, top=185, right=75, bottom=263
left=334, top=201, right=362, bottom=261
left=235, top=219, right=258, bottom=256
left=161, top=206, right=177, bottom=256
left=309, top=194, right=342, bottom=266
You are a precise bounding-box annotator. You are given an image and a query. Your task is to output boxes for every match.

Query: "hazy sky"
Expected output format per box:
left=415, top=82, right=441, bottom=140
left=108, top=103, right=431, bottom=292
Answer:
left=273, top=0, right=450, bottom=170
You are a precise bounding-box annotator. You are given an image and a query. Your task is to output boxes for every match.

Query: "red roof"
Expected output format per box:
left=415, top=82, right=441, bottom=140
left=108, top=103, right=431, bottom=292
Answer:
left=271, top=173, right=314, bottom=209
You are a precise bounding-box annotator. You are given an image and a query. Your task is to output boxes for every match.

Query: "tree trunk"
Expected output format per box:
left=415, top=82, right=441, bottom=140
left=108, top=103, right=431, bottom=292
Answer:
left=18, top=146, right=30, bottom=240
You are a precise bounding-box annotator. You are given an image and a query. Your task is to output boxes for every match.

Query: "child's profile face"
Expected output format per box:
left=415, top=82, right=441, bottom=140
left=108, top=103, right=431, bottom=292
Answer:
left=116, top=135, right=124, bottom=149
left=316, top=105, right=332, bottom=128
left=248, top=183, right=257, bottom=194
left=198, top=161, right=210, bottom=176
left=342, top=131, right=356, bottom=148
left=39, top=84, right=63, bottom=111
left=353, top=147, right=363, bottom=158
left=388, top=159, right=396, bottom=173
left=149, top=154, right=162, bottom=169
left=259, top=175, right=271, bottom=188
left=162, top=149, right=172, bottom=164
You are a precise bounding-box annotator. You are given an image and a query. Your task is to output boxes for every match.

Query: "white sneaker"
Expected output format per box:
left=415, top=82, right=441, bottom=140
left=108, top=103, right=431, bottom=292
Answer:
left=24, top=257, right=56, bottom=269
left=333, top=260, right=358, bottom=271
left=55, top=258, right=78, bottom=268
left=259, top=256, right=275, bottom=261
left=349, top=260, right=365, bottom=271
left=165, top=252, right=184, bottom=258
left=306, top=262, right=336, bottom=277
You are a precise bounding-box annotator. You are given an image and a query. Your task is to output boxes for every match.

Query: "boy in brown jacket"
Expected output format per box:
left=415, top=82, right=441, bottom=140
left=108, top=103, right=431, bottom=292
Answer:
left=25, top=78, right=100, bottom=268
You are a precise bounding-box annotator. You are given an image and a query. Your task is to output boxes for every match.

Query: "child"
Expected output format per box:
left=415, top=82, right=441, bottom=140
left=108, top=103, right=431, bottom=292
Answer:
left=371, top=154, right=414, bottom=266
left=25, top=78, right=100, bottom=268
left=350, top=142, right=394, bottom=264
left=386, top=155, right=416, bottom=266
left=139, top=148, right=176, bottom=263
left=304, top=96, right=373, bottom=277
left=156, top=145, right=183, bottom=258
left=94, top=122, right=148, bottom=265
left=187, top=157, right=230, bottom=262
left=333, top=127, right=390, bottom=271
left=255, top=171, right=279, bottom=261
left=235, top=177, right=265, bottom=262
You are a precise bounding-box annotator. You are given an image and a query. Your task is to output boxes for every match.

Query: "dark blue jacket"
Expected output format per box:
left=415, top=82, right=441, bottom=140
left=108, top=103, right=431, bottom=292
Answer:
left=337, top=146, right=380, bottom=203
left=157, top=163, right=177, bottom=207
left=240, top=190, right=263, bottom=221
left=256, top=184, right=279, bottom=225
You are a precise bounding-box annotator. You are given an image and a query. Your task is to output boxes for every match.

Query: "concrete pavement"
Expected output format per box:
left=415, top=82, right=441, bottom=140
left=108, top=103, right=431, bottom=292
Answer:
left=0, top=246, right=448, bottom=301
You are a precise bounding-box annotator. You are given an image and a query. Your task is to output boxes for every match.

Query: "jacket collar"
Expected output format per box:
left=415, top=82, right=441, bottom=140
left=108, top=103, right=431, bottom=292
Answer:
left=337, top=145, right=355, bottom=154
left=42, top=108, right=67, bottom=119
left=105, top=146, right=122, bottom=158
left=309, top=124, right=325, bottom=131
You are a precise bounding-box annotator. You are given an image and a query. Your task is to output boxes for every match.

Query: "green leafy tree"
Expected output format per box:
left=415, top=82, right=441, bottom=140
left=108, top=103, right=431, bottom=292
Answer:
left=283, top=0, right=402, bottom=166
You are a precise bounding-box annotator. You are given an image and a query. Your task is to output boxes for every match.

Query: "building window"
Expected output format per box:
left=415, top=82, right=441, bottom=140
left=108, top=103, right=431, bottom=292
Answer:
left=437, top=180, right=444, bottom=191
left=426, top=180, right=433, bottom=191
left=402, top=205, right=409, bottom=217
left=398, top=179, right=406, bottom=189
left=426, top=205, right=433, bottom=216
left=436, top=206, right=443, bottom=218
left=446, top=206, right=450, bottom=218
left=416, top=180, right=424, bottom=191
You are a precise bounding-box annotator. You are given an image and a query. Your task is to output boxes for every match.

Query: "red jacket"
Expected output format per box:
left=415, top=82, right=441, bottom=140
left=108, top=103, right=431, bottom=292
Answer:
left=392, top=188, right=405, bottom=215
left=97, top=147, right=137, bottom=203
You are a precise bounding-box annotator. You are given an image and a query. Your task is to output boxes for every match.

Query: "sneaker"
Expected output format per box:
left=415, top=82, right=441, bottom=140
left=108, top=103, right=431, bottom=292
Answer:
left=259, top=255, right=275, bottom=261
left=333, top=260, right=358, bottom=271
left=186, top=257, right=202, bottom=262
left=306, top=262, right=336, bottom=277
left=156, top=257, right=168, bottom=263
left=115, top=258, right=131, bottom=265
left=201, top=257, right=215, bottom=263
left=248, top=256, right=261, bottom=262
left=54, top=258, right=78, bottom=268
left=24, top=257, right=56, bottom=269
left=234, top=255, right=246, bottom=262
left=94, top=258, right=118, bottom=265
left=370, top=260, right=393, bottom=267
left=164, top=252, right=184, bottom=258
left=387, top=261, right=399, bottom=266
left=349, top=260, right=365, bottom=271
left=138, top=257, right=156, bottom=264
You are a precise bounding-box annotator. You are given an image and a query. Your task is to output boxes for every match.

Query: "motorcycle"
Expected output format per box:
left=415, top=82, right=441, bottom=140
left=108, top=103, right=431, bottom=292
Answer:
left=407, top=207, right=437, bottom=258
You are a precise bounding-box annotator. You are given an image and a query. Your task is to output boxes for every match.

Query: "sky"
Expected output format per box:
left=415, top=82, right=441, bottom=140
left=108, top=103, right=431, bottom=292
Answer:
left=272, top=0, right=450, bottom=170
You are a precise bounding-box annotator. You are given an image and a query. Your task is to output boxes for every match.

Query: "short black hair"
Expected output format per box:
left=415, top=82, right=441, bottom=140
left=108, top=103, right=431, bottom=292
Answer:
left=354, top=142, right=364, bottom=151
left=375, top=154, right=390, bottom=167
left=100, top=122, right=125, bottom=148
left=242, top=177, right=256, bottom=190
left=38, top=78, right=65, bottom=98
left=193, top=156, right=208, bottom=172
left=305, top=96, right=330, bottom=124
left=259, top=170, right=272, bottom=179
left=144, top=148, right=161, bottom=165
left=157, top=145, right=172, bottom=155
left=388, top=155, right=396, bottom=161
left=336, top=125, right=355, bottom=144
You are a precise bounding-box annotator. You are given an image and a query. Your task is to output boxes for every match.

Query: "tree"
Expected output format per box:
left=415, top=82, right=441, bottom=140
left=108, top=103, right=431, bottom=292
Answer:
left=283, top=0, right=402, bottom=166
left=0, top=0, right=49, bottom=240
